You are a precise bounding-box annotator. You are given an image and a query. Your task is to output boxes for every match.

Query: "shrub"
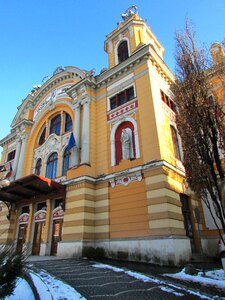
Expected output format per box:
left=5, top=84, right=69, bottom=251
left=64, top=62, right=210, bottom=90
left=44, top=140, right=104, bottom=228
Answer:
left=0, top=244, right=25, bottom=299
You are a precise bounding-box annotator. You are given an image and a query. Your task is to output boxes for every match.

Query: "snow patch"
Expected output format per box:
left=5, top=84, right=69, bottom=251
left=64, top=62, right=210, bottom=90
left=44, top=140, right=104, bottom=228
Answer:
left=33, top=270, right=86, bottom=300
left=165, top=268, right=225, bottom=290
left=159, top=286, right=184, bottom=297
left=5, top=278, right=35, bottom=300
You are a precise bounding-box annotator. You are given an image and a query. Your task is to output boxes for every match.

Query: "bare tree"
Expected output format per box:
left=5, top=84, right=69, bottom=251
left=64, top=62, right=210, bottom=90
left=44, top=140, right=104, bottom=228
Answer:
left=173, top=20, right=225, bottom=244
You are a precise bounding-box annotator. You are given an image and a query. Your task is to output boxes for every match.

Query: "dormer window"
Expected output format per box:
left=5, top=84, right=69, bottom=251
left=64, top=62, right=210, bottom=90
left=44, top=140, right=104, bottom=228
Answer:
left=118, top=40, right=129, bottom=63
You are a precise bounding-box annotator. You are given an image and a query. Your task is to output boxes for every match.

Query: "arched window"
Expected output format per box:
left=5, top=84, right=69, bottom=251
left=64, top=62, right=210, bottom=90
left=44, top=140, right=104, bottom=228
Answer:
left=170, top=126, right=181, bottom=160
left=62, top=147, right=71, bottom=176
left=35, top=158, right=42, bottom=175
left=50, top=114, right=61, bottom=135
left=39, top=127, right=46, bottom=145
left=118, top=40, right=129, bottom=63
left=115, top=121, right=136, bottom=165
left=46, top=152, right=58, bottom=179
left=65, top=113, right=72, bottom=133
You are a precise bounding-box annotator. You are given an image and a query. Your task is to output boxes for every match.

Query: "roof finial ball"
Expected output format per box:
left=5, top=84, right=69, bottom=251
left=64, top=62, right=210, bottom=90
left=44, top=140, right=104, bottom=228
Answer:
left=121, top=5, right=138, bottom=21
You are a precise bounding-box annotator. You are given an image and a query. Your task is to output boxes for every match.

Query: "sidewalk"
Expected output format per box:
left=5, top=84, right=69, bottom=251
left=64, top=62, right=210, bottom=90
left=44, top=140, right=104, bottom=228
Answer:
left=29, top=256, right=225, bottom=299
left=96, top=258, right=224, bottom=298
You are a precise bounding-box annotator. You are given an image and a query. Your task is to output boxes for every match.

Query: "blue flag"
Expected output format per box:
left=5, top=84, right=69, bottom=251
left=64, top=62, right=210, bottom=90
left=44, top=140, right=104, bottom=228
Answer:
left=67, top=132, right=76, bottom=151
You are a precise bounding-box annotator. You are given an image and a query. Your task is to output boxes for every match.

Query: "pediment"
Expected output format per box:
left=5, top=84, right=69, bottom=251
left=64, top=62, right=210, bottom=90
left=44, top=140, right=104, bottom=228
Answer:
left=11, top=66, right=87, bottom=129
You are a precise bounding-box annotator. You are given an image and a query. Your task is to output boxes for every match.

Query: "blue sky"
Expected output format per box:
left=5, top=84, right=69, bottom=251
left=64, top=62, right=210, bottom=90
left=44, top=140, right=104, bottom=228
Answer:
left=0, top=0, right=224, bottom=144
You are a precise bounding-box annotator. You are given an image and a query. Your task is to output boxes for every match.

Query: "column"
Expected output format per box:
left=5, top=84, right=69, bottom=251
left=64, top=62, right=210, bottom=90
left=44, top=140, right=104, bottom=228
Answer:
left=60, top=111, right=64, bottom=135
left=15, top=133, right=28, bottom=179
left=81, top=98, right=90, bottom=164
left=26, top=203, right=34, bottom=255
left=42, top=199, right=52, bottom=255
left=45, top=120, right=50, bottom=137
left=13, top=137, right=22, bottom=179
left=71, top=103, right=81, bottom=166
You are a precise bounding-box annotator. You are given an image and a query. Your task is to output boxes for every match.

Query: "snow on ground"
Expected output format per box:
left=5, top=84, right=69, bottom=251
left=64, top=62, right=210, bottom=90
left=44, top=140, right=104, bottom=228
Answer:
left=4, top=263, right=225, bottom=300
left=5, top=271, right=86, bottom=300
left=30, top=270, right=86, bottom=300
left=5, top=278, right=35, bottom=300
left=165, top=268, right=225, bottom=290
left=93, top=263, right=224, bottom=300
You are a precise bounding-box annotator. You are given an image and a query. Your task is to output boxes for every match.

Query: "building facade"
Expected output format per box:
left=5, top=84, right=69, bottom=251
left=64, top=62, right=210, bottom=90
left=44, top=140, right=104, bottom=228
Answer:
left=0, top=7, right=223, bottom=265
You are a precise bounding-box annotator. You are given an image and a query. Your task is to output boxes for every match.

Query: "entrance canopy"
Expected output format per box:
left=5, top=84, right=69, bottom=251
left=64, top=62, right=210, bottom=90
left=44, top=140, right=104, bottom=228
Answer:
left=0, top=174, right=65, bottom=204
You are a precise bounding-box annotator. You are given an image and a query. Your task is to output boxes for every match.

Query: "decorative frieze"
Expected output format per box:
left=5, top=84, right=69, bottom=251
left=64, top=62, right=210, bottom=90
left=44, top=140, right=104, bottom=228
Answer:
left=52, top=207, right=64, bottom=220
left=107, top=100, right=138, bottom=121
left=34, top=210, right=46, bottom=222
left=109, top=171, right=142, bottom=187
left=18, top=213, right=29, bottom=224
left=33, top=84, right=72, bottom=121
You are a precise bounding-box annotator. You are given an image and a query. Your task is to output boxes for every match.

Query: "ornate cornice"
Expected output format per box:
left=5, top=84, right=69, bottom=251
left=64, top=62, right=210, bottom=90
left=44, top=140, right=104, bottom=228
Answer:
left=66, top=76, right=96, bottom=100
left=32, top=68, right=86, bottom=107
left=12, top=119, right=34, bottom=131
left=0, top=132, right=17, bottom=147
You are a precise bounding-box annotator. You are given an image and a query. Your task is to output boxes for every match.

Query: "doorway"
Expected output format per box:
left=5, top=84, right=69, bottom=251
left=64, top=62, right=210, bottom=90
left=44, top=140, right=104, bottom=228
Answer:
left=16, top=224, right=27, bottom=253
left=180, top=194, right=196, bottom=252
left=32, top=222, right=45, bottom=255
left=51, top=219, right=63, bottom=255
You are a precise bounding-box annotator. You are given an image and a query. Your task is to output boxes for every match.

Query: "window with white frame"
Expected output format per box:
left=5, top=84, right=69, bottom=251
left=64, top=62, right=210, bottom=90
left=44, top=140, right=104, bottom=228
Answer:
left=109, top=86, right=135, bottom=110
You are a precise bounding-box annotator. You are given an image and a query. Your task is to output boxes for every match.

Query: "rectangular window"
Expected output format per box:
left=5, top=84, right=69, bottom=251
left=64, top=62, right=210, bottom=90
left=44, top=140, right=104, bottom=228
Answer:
left=109, top=86, right=135, bottom=110
left=127, top=86, right=134, bottom=101
left=110, top=96, right=117, bottom=110
left=37, top=202, right=46, bottom=211
left=161, top=90, right=176, bottom=113
left=7, top=150, right=16, bottom=162
left=21, top=206, right=30, bottom=214
left=118, top=91, right=126, bottom=106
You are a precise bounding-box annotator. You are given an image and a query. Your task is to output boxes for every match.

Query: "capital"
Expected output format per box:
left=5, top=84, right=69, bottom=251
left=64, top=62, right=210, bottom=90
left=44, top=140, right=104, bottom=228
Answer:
left=71, top=91, right=78, bottom=101
left=81, top=96, right=91, bottom=106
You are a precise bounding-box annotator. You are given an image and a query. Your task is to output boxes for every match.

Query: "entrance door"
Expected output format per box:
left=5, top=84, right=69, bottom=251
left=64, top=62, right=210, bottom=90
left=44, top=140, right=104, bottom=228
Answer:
left=51, top=219, right=63, bottom=255
left=32, top=222, right=45, bottom=255
left=16, top=224, right=27, bottom=253
left=180, top=194, right=196, bottom=252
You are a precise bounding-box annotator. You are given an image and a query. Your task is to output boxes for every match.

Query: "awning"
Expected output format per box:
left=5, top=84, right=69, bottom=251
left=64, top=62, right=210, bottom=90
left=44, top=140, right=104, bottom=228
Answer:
left=0, top=174, right=66, bottom=204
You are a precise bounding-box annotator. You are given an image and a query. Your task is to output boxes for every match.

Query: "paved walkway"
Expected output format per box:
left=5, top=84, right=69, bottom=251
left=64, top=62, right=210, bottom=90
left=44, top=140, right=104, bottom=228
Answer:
left=29, top=257, right=224, bottom=300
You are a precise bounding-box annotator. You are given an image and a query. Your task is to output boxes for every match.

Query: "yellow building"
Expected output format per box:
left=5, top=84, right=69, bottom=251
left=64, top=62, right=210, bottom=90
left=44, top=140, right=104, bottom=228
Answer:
left=0, top=7, right=220, bottom=265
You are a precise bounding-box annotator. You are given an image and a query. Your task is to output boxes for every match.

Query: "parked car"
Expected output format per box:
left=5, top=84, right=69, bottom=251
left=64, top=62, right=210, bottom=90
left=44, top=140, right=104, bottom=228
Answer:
left=217, top=235, right=225, bottom=258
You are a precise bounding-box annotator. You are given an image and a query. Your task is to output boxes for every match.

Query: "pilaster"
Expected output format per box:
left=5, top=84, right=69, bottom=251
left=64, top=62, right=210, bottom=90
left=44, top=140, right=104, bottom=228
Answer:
left=81, top=97, right=91, bottom=164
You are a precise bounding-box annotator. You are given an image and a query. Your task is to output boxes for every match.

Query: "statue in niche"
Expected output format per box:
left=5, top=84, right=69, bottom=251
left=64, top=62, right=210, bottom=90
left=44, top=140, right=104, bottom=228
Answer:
left=121, top=128, right=134, bottom=160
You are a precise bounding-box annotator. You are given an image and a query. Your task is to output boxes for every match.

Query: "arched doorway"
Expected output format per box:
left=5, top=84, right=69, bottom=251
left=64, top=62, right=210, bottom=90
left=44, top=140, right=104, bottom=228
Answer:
left=51, top=206, right=64, bottom=255
left=32, top=209, right=46, bottom=255
left=16, top=213, right=29, bottom=253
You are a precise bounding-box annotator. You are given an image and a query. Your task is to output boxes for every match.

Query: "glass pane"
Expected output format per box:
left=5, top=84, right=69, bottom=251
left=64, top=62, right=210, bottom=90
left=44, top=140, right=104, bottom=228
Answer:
left=65, top=114, right=72, bottom=132
left=126, top=87, right=134, bottom=101
left=46, top=153, right=58, bottom=179
left=39, top=127, right=46, bottom=145
left=110, top=97, right=117, bottom=110
left=118, top=92, right=126, bottom=106
left=50, top=115, right=61, bottom=135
